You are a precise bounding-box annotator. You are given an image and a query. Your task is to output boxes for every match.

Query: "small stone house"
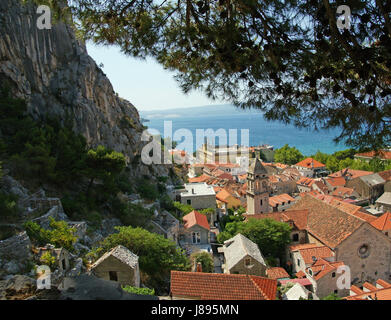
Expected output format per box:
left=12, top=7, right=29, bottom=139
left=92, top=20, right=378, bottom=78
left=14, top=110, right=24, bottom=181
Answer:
left=90, top=245, right=140, bottom=288
left=218, top=233, right=267, bottom=276
left=179, top=210, right=211, bottom=252
left=37, top=245, right=70, bottom=272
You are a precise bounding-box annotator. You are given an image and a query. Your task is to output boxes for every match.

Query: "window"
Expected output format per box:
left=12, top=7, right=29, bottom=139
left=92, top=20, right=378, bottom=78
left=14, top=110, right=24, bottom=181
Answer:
left=358, top=244, right=370, bottom=259
left=297, top=259, right=300, bottom=266
left=192, top=232, right=201, bottom=244
left=109, top=271, right=118, bottom=282
left=292, top=234, right=299, bottom=242
left=332, top=272, right=336, bottom=278
left=334, top=290, right=338, bottom=294
left=187, top=199, right=191, bottom=205
left=260, top=199, right=263, bottom=206
left=245, top=258, right=252, bottom=266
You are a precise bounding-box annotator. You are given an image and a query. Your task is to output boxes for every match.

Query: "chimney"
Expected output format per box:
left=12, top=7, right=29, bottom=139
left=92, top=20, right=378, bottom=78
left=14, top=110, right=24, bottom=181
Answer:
left=196, top=262, right=203, bottom=273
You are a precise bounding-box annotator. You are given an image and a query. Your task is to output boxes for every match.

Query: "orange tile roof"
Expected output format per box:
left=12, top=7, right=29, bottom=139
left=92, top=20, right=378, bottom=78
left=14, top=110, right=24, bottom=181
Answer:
left=290, top=195, right=365, bottom=248
left=308, top=258, right=345, bottom=280
left=345, top=279, right=391, bottom=300
left=269, top=193, right=295, bottom=208
left=331, top=186, right=355, bottom=198
left=295, top=158, right=326, bottom=169
left=297, top=177, right=315, bottom=187
left=266, top=267, right=290, bottom=280
left=170, top=271, right=277, bottom=300
left=244, top=209, right=309, bottom=231
left=188, top=174, right=211, bottom=183
left=355, top=150, right=391, bottom=160
left=216, top=189, right=234, bottom=203
left=289, top=243, right=321, bottom=251
left=183, top=210, right=210, bottom=231
left=363, top=282, right=378, bottom=291
left=329, top=168, right=374, bottom=180
left=295, top=270, right=306, bottom=279
left=378, top=169, right=391, bottom=181
left=370, top=212, right=391, bottom=231
left=326, top=177, right=346, bottom=187
left=297, top=245, right=334, bottom=265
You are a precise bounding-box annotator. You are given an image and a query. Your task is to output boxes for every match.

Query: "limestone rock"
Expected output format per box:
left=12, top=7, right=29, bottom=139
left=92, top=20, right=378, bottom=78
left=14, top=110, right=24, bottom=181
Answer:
left=0, top=231, right=32, bottom=262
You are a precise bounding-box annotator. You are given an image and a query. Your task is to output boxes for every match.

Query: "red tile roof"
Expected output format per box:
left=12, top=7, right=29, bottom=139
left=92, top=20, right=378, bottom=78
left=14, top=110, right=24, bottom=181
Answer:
left=296, top=245, right=334, bottom=265
left=331, top=186, right=355, bottom=198
left=309, top=258, right=345, bottom=280
left=378, top=169, right=391, bottom=181
left=297, top=177, right=315, bottom=187
left=183, top=210, right=210, bottom=231
left=370, top=212, right=391, bottom=231
left=269, top=193, right=295, bottom=208
left=329, top=168, right=374, bottom=180
left=244, top=209, right=309, bottom=231
left=290, top=195, right=366, bottom=248
left=279, top=278, right=312, bottom=286
left=295, top=158, right=326, bottom=169
left=295, top=270, right=306, bottom=279
left=355, top=150, right=391, bottom=160
left=266, top=267, right=290, bottom=280
left=325, top=177, right=346, bottom=187
left=170, top=271, right=277, bottom=300
left=189, top=174, right=211, bottom=183
left=312, top=194, right=376, bottom=223
left=344, top=279, right=391, bottom=300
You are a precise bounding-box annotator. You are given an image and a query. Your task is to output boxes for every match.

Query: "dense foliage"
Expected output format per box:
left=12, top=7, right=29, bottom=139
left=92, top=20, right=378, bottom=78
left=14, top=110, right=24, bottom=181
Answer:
left=24, top=217, right=77, bottom=251
left=88, top=226, right=190, bottom=290
left=190, top=251, right=214, bottom=273
left=34, top=0, right=391, bottom=150
left=311, top=149, right=391, bottom=172
left=217, top=218, right=291, bottom=260
left=274, top=144, right=304, bottom=165
left=122, top=285, right=155, bottom=296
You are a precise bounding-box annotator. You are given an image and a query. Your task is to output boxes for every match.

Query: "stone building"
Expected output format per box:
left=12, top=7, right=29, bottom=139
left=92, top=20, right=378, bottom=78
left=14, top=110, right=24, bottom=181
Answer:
left=294, top=158, right=328, bottom=178
left=291, top=195, right=391, bottom=288
left=90, top=245, right=140, bottom=287
left=246, top=158, right=270, bottom=214
left=218, top=234, right=267, bottom=276
left=179, top=210, right=211, bottom=253
left=346, top=173, right=386, bottom=203
left=180, top=183, right=216, bottom=210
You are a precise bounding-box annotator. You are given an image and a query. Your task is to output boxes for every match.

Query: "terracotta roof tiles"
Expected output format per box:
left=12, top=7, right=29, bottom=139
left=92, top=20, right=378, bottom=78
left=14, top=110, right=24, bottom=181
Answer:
left=183, top=210, right=210, bottom=231
left=170, top=271, right=277, bottom=300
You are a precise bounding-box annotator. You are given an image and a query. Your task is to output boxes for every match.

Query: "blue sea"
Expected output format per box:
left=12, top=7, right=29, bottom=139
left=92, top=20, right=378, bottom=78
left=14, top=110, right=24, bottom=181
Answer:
left=140, top=105, right=348, bottom=156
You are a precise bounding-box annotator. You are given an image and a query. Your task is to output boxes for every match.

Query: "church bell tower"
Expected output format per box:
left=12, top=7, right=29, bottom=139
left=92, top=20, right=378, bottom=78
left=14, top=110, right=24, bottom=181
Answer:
left=246, top=158, right=270, bottom=214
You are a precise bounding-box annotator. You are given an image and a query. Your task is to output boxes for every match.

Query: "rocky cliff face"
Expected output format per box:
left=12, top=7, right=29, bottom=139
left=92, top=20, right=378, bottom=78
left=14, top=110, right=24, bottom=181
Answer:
left=0, top=0, right=168, bottom=179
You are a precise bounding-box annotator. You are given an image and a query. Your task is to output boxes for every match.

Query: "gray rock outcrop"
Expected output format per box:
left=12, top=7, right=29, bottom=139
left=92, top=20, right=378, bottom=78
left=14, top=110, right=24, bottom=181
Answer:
left=0, top=0, right=170, bottom=179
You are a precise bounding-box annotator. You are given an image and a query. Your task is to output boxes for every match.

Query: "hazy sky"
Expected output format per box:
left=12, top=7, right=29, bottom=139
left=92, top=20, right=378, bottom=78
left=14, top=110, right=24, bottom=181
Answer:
left=86, top=43, right=225, bottom=111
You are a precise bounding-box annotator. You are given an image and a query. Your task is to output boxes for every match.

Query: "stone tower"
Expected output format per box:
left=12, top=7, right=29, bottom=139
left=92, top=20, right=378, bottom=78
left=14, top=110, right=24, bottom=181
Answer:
left=246, top=158, right=270, bottom=214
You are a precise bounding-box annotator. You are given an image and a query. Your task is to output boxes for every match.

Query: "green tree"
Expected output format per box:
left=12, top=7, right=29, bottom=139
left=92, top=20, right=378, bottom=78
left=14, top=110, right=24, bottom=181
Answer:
left=93, top=226, right=190, bottom=289
left=326, top=156, right=340, bottom=173
left=173, top=201, right=194, bottom=216
left=217, top=218, right=291, bottom=260
left=190, top=251, right=214, bottom=273
left=274, top=145, right=304, bottom=165
left=24, top=218, right=77, bottom=251
left=312, top=151, right=329, bottom=166
left=63, top=0, right=391, bottom=149
left=122, top=286, right=155, bottom=296
left=85, top=146, right=126, bottom=194
left=322, top=293, right=342, bottom=300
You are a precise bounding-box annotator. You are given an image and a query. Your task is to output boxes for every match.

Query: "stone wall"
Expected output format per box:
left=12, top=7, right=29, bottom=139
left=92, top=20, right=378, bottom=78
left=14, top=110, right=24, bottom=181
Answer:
left=336, top=223, right=391, bottom=286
